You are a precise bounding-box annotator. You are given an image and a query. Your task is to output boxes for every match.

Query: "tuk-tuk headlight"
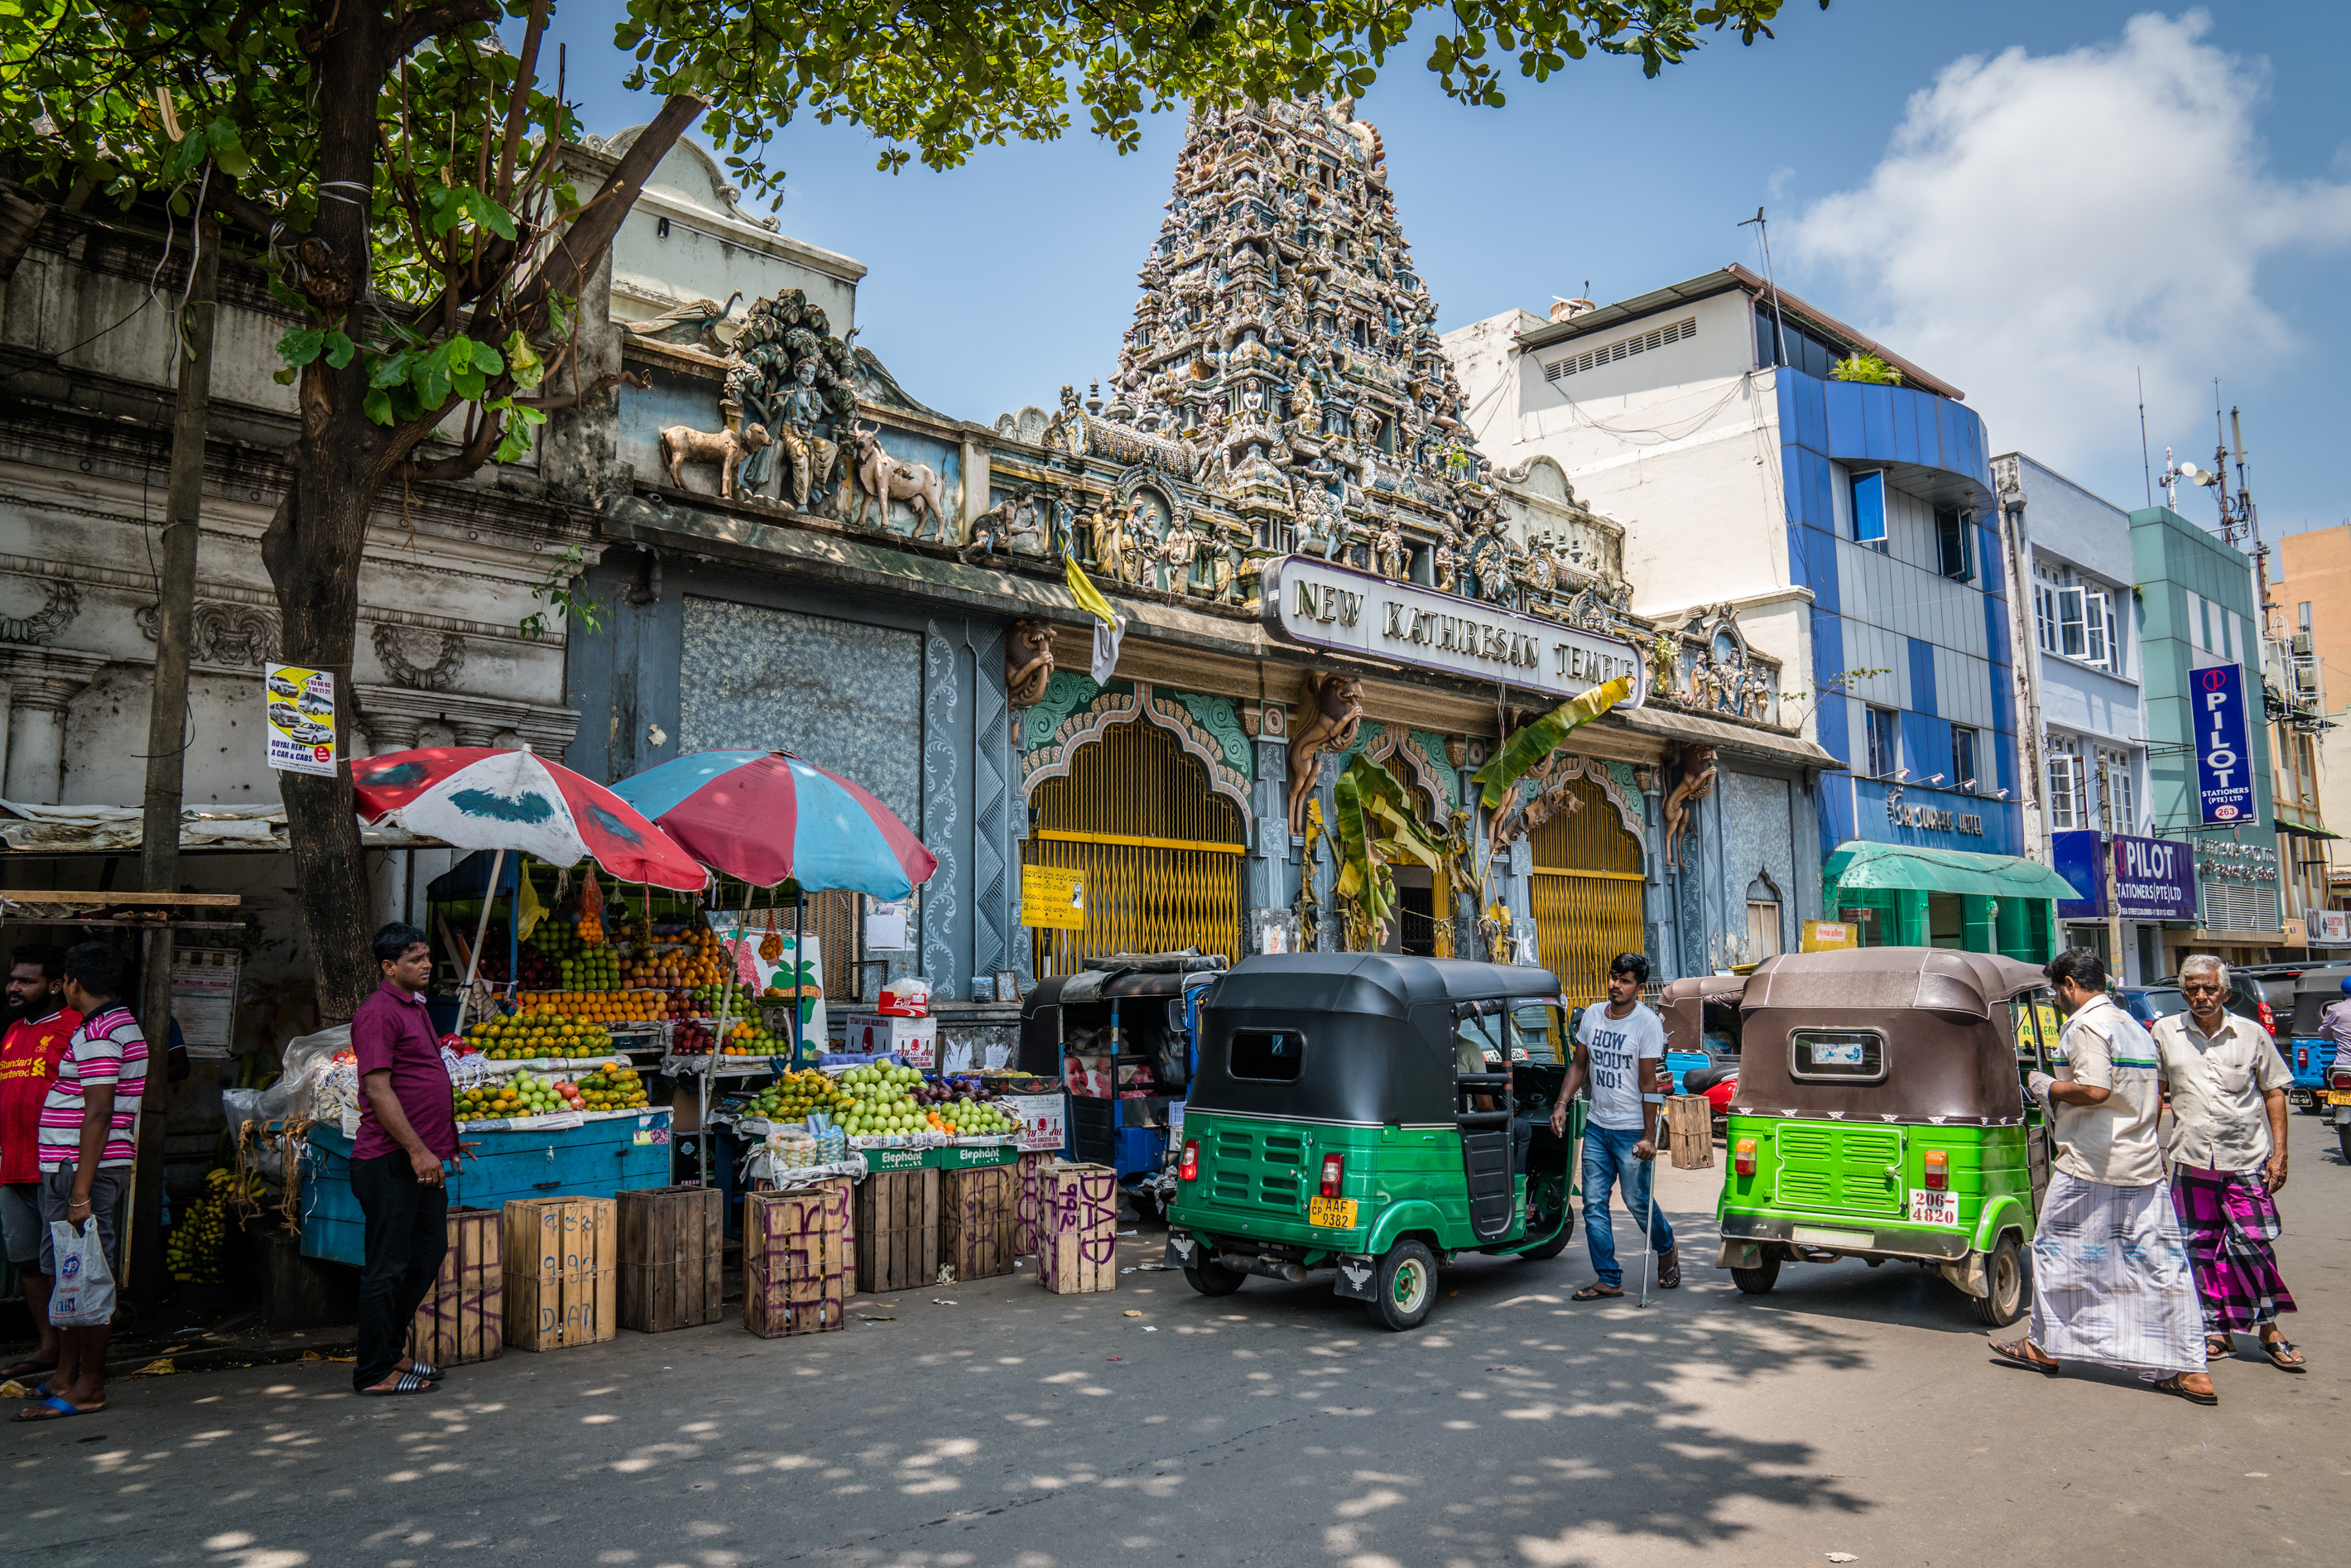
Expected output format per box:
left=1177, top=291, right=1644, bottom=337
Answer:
left=1923, top=1148, right=1948, bottom=1192
left=1319, top=1153, right=1345, bottom=1197
left=1178, top=1139, right=1200, bottom=1181
left=1733, top=1138, right=1757, bottom=1177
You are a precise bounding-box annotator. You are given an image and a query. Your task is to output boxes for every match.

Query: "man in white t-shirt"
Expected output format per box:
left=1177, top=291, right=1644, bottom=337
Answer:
left=1548, top=951, right=1675, bottom=1297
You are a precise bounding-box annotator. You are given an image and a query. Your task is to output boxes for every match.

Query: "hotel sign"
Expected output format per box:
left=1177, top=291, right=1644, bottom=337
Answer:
left=1259, top=556, right=1647, bottom=705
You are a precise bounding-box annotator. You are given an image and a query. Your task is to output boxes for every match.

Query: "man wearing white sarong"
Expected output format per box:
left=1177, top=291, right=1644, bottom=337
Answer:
left=1990, top=948, right=2213, bottom=1404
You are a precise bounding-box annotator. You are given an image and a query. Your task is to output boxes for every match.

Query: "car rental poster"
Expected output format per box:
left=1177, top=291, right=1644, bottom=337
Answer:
left=264, top=663, right=337, bottom=776
left=2192, top=662, right=2255, bottom=825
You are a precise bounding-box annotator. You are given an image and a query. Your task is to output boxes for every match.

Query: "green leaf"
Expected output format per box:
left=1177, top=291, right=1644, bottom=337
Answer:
left=502, top=329, right=545, bottom=391
left=322, top=331, right=357, bottom=369
left=1470, top=678, right=1634, bottom=809
left=276, top=327, right=326, bottom=366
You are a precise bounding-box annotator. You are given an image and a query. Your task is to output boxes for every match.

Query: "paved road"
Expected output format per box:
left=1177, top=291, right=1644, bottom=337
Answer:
left=8, top=1114, right=2346, bottom=1567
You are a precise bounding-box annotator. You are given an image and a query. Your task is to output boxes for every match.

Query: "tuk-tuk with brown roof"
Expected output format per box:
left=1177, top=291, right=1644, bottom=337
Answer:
left=1714, top=947, right=2056, bottom=1324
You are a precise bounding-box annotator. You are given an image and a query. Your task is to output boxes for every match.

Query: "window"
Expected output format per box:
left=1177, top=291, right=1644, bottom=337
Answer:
left=2034, top=570, right=2062, bottom=654
left=1746, top=876, right=1782, bottom=960
left=2098, top=751, right=2136, bottom=833
left=2082, top=589, right=2110, bottom=669
left=1512, top=1007, right=1565, bottom=1065
left=1935, top=507, right=1975, bottom=581
left=1864, top=706, right=1899, bottom=779
left=2046, top=750, right=2085, bottom=831
left=1791, top=1029, right=1887, bottom=1083
left=1953, top=725, right=1981, bottom=792
left=1850, top=470, right=1887, bottom=546
left=1229, top=1029, right=1305, bottom=1082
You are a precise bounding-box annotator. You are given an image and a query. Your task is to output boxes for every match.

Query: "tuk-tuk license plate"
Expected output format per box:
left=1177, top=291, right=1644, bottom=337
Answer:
left=1309, top=1195, right=1358, bottom=1229
left=2329, top=1091, right=2351, bottom=1106
left=1907, top=1190, right=1959, bottom=1226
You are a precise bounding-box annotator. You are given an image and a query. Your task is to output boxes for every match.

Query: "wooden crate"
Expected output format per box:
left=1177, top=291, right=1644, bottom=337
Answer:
left=743, top=1181, right=849, bottom=1338
left=409, top=1206, right=502, bottom=1367
left=854, top=1168, right=940, bottom=1294
left=502, top=1196, right=617, bottom=1352
left=618, top=1185, right=725, bottom=1333
left=940, top=1164, right=1018, bottom=1282
left=1666, top=1094, right=1714, bottom=1171
left=1012, top=1151, right=1055, bottom=1255
left=1036, top=1162, right=1118, bottom=1294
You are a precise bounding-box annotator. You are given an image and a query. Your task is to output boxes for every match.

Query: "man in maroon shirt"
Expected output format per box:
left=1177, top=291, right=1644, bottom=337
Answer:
left=350, top=922, right=463, bottom=1396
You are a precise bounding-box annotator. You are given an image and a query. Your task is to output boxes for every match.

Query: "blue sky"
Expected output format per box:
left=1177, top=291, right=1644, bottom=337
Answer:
left=544, top=3, right=2347, bottom=538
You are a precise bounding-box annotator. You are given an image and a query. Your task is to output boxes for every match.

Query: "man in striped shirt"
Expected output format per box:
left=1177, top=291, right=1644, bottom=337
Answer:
left=17, top=942, right=145, bottom=1422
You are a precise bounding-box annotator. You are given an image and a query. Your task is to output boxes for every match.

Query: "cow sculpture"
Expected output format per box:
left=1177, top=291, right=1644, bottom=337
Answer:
left=848, top=422, right=953, bottom=541
left=659, top=421, right=771, bottom=500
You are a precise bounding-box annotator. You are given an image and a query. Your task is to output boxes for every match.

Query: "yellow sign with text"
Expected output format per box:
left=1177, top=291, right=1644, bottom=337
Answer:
left=1021, top=865, right=1087, bottom=930
left=1801, top=920, right=1858, bottom=952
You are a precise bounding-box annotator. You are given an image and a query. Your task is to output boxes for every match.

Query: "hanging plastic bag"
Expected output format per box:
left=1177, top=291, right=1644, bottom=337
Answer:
left=578, top=864, right=605, bottom=945
left=759, top=907, right=784, bottom=964
left=48, top=1218, right=117, bottom=1327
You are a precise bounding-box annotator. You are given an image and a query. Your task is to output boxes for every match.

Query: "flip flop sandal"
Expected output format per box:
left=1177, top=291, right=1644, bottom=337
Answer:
left=1570, top=1284, right=1624, bottom=1301
left=13, top=1393, right=103, bottom=1422
left=1988, top=1340, right=2060, bottom=1376
left=358, top=1371, right=438, bottom=1397
left=404, top=1359, right=446, bottom=1381
left=2151, top=1374, right=2218, bottom=1406
left=2205, top=1336, right=2233, bottom=1362
left=1657, top=1252, right=1681, bottom=1289
left=2258, top=1338, right=2307, bottom=1373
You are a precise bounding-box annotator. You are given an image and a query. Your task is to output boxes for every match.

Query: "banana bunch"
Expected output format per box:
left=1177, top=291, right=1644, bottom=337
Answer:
left=167, top=1168, right=266, bottom=1283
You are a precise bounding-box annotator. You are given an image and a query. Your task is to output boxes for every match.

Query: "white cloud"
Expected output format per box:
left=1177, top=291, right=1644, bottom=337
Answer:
left=1786, top=10, right=2351, bottom=479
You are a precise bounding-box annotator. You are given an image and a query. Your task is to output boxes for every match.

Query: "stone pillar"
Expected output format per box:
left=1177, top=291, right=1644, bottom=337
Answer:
left=1248, top=737, right=1289, bottom=920
left=959, top=437, right=991, bottom=546
left=368, top=713, right=424, bottom=755
left=450, top=719, right=499, bottom=748
left=2, top=657, right=102, bottom=804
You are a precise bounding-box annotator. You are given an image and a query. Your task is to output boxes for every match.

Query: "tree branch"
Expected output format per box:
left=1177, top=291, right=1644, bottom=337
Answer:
left=383, top=0, right=501, bottom=67
left=512, top=368, right=648, bottom=411
left=495, top=0, right=551, bottom=203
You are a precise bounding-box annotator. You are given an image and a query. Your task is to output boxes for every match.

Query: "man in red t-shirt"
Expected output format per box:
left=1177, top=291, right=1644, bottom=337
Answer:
left=0, top=944, right=79, bottom=1380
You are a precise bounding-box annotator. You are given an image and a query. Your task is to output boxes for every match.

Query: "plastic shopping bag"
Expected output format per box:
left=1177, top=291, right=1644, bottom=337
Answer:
left=47, top=1218, right=117, bottom=1327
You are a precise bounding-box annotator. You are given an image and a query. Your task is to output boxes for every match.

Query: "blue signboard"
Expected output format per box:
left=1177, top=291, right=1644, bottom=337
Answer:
left=2193, top=663, right=2256, bottom=825
left=2052, top=830, right=2197, bottom=921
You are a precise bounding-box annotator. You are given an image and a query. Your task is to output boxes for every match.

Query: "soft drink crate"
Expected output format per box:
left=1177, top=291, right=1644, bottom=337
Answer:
left=855, top=1168, right=939, bottom=1294
left=617, top=1185, right=724, bottom=1333
left=940, top=1164, right=1017, bottom=1282
left=1037, top=1162, right=1118, bottom=1294
left=409, top=1206, right=502, bottom=1368
left=502, top=1196, right=616, bottom=1352
left=743, top=1180, right=850, bottom=1338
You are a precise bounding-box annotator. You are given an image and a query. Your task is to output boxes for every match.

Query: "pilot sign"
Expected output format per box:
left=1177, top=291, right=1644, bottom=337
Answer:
left=2192, top=663, right=2255, bottom=825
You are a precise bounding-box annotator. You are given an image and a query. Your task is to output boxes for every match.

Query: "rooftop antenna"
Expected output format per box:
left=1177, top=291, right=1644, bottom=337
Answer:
left=2137, top=368, right=2152, bottom=507
left=1738, top=207, right=1789, bottom=373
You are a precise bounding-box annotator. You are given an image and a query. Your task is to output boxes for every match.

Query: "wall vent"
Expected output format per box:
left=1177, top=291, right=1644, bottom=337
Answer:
left=1544, top=315, right=1698, bottom=382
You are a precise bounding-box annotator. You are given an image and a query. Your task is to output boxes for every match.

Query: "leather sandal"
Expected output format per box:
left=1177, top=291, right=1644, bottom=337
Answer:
left=2151, top=1373, right=2218, bottom=1406
left=1988, top=1339, right=2060, bottom=1376
left=1570, top=1283, right=1623, bottom=1301
left=2257, top=1336, right=2306, bottom=1373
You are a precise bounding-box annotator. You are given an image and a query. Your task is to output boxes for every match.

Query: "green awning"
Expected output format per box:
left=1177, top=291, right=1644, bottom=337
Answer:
left=2276, top=820, right=2342, bottom=841
left=1824, top=842, right=2084, bottom=902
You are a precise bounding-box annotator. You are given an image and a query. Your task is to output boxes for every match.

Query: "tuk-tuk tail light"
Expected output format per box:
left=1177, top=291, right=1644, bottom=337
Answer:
left=1178, top=1139, right=1200, bottom=1181
left=1733, top=1138, right=1757, bottom=1177
left=1319, top=1152, right=1345, bottom=1198
left=1922, top=1148, right=1948, bottom=1191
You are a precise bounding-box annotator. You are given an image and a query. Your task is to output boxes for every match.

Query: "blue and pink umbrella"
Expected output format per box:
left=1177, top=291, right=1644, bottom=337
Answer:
left=610, top=749, right=935, bottom=897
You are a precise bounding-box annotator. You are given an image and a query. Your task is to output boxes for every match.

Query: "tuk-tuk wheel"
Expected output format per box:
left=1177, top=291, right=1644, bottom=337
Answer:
left=1968, top=1234, right=2026, bottom=1326
left=1368, top=1239, right=1439, bottom=1331
left=1730, top=1252, right=1781, bottom=1296
left=1184, top=1257, right=1247, bottom=1296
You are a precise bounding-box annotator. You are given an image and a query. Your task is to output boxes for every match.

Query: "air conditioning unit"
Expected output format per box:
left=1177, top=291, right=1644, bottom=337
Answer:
left=2291, top=631, right=2313, bottom=657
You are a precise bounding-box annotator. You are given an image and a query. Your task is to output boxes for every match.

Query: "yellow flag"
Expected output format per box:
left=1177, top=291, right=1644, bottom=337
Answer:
left=1064, top=551, right=1118, bottom=627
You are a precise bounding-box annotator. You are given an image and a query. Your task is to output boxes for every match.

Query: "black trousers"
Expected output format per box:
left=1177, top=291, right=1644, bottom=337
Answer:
left=350, top=1152, right=448, bottom=1390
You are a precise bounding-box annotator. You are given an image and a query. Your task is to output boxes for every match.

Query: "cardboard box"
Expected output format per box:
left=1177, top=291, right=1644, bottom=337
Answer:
left=941, top=1163, right=1018, bottom=1282
left=855, top=1167, right=940, bottom=1294
left=502, top=1196, right=617, bottom=1351
left=618, top=1184, right=725, bottom=1333
left=743, top=1181, right=849, bottom=1338
left=1003, top=1094, right=1068, bottom=1154
left=1037, top=1162, right=1118, bottom=1294
left=408, top=1205, right=502, bottom=1367
left=840, top=1012, right=937, bottom=1069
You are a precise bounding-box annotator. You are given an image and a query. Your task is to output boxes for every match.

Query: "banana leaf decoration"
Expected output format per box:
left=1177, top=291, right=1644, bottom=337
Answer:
left=1470, top=676, right=1635, bottom=810
left=1332, top=753, right=1450, bottom=938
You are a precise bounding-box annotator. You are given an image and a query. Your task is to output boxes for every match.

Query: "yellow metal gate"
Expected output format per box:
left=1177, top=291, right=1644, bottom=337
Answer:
left=1026, top=719, right=1245, bottom=975
left=1529, top=774, right=1646, bottom=1008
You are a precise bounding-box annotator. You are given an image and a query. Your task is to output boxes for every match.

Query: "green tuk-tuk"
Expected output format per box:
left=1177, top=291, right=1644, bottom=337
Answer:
left=1714, top=947, right=2056, bottom=1325
left=1165, top=954, right=1585, bottom=1330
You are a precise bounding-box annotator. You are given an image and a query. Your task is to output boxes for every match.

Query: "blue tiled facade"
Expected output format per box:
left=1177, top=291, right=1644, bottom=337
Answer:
left=1774, top=368, right=2022, bottom=868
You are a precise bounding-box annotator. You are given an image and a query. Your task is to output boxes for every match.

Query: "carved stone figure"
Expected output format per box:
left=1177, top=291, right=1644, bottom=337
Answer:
left=846, top=421, right=952, bottom=541
left=1662, top=743, right=1720, bottom=870
left=772, top=358, right=841, bottom=512
left=1005, top=619, right=1055, bottom=708
left=1286, top=671, right=1363, bottom=837
left=660, top=421, right=772, bottom=500
left=1372, top=517, right=1406, bottom=580
left=1433, top=533, right=1459, bottom=594
left=969, top=486, right=1047, bottom=560
left=373, top=625, right=465, bottom=692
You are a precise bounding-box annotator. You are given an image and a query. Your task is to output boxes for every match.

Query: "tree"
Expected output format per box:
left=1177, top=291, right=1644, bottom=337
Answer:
left=1, top=0, right=1817, bottom=1019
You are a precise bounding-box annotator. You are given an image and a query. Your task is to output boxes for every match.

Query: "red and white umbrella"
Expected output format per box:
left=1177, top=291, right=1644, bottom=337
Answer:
left=352, top=748, right=707, bottom=891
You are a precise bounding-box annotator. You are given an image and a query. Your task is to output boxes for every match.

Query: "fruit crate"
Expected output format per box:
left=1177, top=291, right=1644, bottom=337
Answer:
left=502, top=1195, right=617, bottom=1351
left=743, top=1180, right=850, bottom=1338
left=1012, top=1152, right=1056, bottom=1256
left=410, top=1206, right=502, bottom=1368
left=940, top=1163, right=1018, bottom=1282
left=854, top=1168, right=940, bottom=1294
left=617, top=1185, right=724, bottom=1333
left=1037, top=1162, right=1118, bottom=1295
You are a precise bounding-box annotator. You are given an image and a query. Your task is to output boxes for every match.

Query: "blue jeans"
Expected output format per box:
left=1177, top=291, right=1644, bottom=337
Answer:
left=1583, top=1123, right=1674, bottom=1287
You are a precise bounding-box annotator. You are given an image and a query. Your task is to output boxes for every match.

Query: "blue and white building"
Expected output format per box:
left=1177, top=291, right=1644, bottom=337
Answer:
left=1448, top=269, right=2069, bottom=961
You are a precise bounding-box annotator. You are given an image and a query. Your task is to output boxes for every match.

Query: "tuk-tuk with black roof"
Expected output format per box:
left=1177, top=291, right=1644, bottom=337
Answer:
left=1164, top=953, right=1584, bottom=1330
